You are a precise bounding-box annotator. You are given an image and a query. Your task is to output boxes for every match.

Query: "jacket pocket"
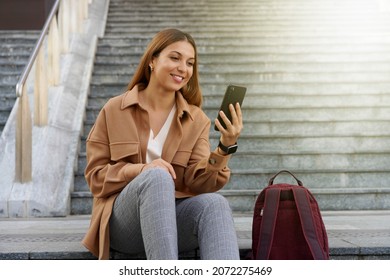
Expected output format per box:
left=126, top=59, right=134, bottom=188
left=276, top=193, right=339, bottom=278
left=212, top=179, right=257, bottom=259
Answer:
left=110, top=142, right=140, bottom=162
left=171, top=150, right=191, bottom=167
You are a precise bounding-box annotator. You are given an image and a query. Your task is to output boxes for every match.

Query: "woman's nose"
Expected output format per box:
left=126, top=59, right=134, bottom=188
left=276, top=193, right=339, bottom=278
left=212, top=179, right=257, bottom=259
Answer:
left=177, top=61, right=186, bottom=72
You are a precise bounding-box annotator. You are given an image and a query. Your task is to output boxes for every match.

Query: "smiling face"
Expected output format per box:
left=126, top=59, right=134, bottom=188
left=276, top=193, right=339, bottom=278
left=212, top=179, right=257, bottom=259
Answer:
left=149, top=40, right=195, bottom=94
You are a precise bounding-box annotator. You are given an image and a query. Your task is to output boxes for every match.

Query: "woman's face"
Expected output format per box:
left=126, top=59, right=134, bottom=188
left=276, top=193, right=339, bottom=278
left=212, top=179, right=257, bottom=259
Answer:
left=150, top=40, right=195, bottom=93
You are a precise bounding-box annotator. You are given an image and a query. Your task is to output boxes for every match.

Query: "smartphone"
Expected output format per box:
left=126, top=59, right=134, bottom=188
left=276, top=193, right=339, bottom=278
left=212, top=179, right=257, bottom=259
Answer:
left=214, top=84, right=246, bottom=131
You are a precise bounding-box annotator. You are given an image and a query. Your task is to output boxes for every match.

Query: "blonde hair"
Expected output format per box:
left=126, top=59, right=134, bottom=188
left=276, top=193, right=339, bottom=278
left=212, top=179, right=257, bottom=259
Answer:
left=127, top=28, right=202, bottom=107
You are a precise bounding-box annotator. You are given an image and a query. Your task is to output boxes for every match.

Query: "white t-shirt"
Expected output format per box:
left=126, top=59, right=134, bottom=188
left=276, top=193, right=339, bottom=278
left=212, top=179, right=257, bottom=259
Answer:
left=146, top=104, right=177, bottom=163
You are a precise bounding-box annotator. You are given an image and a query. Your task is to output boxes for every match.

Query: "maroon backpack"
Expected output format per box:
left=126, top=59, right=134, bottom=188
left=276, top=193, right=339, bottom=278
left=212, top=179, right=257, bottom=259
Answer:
left=251, top=170, right=329, bottom=260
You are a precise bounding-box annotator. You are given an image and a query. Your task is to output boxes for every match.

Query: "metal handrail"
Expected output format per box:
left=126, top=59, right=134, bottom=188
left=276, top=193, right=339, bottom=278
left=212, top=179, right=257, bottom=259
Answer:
left=15, top=0, right=61, bottom=98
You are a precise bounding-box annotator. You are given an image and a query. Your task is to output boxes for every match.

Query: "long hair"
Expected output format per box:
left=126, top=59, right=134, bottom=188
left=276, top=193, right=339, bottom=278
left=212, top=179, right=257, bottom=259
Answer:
left=127, top=28, right=202, bottom=107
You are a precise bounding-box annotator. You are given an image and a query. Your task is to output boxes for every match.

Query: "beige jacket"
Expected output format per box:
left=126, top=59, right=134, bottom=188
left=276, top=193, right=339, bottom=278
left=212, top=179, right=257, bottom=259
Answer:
left=82, top=85, right=231, bottom=259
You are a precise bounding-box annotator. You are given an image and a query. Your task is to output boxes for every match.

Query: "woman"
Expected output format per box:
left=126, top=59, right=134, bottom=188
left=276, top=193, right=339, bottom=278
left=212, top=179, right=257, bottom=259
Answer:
left=82, top=28, right=243, bottom=260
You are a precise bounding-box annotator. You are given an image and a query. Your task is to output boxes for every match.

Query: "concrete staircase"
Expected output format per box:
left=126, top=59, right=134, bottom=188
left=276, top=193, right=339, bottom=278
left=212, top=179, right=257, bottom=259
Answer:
left=71, top=0, right=390, bottom=215
left=0, top=30, right=40, bottom=134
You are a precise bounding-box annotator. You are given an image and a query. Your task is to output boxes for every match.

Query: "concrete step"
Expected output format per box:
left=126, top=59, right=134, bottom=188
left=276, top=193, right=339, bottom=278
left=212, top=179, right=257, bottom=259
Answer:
left=0, top=54, right=31, bottom=65
left=0, top=64, right=25, bottom=73
left=88, top=83, right=390, bottom=97
left=95, top=43, right=390, bottom=57
left=93, top=51, right=390, bottom=64
left=0, top=45, right=34, bottom=56
left=209, top=136, right=390, bottom=153
left=74, top=157, right=390, bottom=192
left=104, top=25, right=390, bottom=36
left=0, top=31, right=40, bottom=44
left=80, top=120, right=390, bottom=142
left=0, top=73, right=19, bottom=85
left=91, top=71, right=390, bottom=84
left=223, top=169, right=390, bottom=190
left=71, top=185, right=390, bottom=214
left=85, top=105, right=390, bottom=123
left=93, top=60, right=390, bottom=73
left=71, top=0, right=390, bottom=216
left=86, top=93, right=390, bottom=109
left=100, top=35, right=390, bottom=50
left=105, top=19, right=390, bottom=29
left=76, top=150, right=390, bottom=180
left=3, top=211, right=390, bottom=260
left=106, top=10, right=388, bottom=20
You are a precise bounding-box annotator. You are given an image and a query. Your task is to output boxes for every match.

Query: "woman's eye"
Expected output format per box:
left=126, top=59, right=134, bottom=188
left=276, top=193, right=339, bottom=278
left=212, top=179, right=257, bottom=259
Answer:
left=171, top=56, right=179, bottom=61
left=187, top=62, right=194, bottom=67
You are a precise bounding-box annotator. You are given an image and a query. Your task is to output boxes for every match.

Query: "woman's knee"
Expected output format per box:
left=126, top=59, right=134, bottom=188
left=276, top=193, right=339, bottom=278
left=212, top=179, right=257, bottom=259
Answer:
left=138, top=168, right=175, bottom=196
left=196, top=193, right=232, bottom=212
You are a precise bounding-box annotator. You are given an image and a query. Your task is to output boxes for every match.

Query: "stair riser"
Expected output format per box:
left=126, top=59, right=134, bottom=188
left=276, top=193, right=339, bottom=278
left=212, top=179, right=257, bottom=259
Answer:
left=209, top=137, right=390, bottom=153
left=80, top=120, right=390, bottom=138
left=74, top=175, right=88, bottom=192
left=0, top=100, right=15, bottom=110
left=76, top=153, right=390, bottom=183
left=227, top=153, right=390, bottom=171
left=106, top=12, right=390, bottom=22
left=100, top=35, right=390, bottom=46
left=92, top=71, right=390, bottom=84
left=94, top=52, right=390, bottom=64
left=74, top=165, right=390, bottom=192
left=89, top=83, right=390, bottom=97
left=0, top=65, right=25, bottom=73
left=225, top=191, right=390, bottom=212
left=71, top=189, right=390, bottom=215
left=0, top=47, right=34, bottom=56
left=205, top=107, right=390, bottom=122
left=226, top=172, right=390, bottom=190
left=0, top=74, right=20, bottom=85
left=86, top=107, right=390, bottom=123
left=94, top=61, right=390, bottom=73
left=97, top=44, right=390, bottom=56
left=105, top=26, right=390, bottom=36
left=87, top=93, right=390, bottom=109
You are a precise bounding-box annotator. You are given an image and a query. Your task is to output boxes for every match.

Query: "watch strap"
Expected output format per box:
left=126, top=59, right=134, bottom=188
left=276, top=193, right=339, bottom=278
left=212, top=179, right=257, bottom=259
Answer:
left=218, top=141, right=238, bottom=154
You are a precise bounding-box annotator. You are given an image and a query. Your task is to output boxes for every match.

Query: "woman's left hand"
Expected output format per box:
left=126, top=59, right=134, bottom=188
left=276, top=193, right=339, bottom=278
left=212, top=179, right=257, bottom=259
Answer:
left=214, top=102, right=243, bottom=147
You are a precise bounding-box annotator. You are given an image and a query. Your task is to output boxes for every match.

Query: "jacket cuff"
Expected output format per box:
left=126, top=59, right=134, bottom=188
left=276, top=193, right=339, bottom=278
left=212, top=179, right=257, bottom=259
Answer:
left=206, top=151, right=231, bottom=171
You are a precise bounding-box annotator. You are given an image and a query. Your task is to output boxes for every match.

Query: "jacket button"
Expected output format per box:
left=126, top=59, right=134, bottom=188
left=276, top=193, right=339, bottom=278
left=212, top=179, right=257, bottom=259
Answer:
left=208, top=158, right=217, bottom=165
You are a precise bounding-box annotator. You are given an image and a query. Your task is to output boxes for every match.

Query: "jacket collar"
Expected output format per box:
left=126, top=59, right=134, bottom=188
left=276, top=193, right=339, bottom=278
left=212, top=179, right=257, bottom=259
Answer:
left=121, top=84, right=194, bottom=121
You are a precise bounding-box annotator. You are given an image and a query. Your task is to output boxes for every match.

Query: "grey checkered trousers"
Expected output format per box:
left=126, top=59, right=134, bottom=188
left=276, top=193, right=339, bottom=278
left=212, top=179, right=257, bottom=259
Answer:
left=109, top=168, right=240, bottom=260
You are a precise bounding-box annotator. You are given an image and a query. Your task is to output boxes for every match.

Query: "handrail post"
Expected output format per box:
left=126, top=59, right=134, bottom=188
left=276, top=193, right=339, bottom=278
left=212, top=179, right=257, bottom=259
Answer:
left=48, top=15, right=60, bottom=86
left=34, top=47, right=48, bottom=126
left=59, top=0, right=70, bottom=53
left=15, top=87, right=32, bottom=183
left=70, top=0, right=78, bottom=34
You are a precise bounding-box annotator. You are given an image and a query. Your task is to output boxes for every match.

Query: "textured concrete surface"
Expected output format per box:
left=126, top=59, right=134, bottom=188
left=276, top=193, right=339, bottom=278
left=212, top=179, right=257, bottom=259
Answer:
left=1, top=210, right=390, bottom=260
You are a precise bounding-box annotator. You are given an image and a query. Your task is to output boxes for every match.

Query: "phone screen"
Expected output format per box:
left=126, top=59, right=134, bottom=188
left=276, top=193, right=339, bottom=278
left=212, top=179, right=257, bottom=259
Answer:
left=214, top=85, right=246, bottom=131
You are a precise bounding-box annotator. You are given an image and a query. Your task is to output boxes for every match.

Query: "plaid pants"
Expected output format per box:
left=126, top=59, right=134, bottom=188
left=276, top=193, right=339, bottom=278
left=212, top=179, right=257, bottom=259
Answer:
left=109, top=168, right=239, bottom=260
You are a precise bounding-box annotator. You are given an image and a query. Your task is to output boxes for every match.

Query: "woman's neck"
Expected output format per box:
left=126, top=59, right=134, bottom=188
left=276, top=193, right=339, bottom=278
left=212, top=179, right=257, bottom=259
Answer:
left=141, top=84, right=176, bottom=112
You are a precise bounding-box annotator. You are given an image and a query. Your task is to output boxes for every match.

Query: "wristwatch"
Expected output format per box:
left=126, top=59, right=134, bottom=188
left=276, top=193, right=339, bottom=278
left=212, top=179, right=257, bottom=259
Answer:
left=218, top=141, right=238, bottom=154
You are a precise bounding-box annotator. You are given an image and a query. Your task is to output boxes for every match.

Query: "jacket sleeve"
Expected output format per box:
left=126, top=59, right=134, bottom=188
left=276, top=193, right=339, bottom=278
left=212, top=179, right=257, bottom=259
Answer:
left=84, top=107, right=144, bottom=198
left=183, top=119, right=231, bottom=194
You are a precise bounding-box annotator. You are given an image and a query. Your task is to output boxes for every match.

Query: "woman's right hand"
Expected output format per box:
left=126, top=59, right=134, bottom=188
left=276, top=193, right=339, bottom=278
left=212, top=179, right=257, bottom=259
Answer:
left=214, top=102, right=243, bottom=147
left=142, top=158, right=176, bottom=179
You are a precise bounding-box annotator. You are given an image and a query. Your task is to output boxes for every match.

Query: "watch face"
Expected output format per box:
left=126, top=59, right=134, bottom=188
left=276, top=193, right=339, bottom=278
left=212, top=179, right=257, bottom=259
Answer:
left=227, top=145, right=238, bottom=154
left=219, top=141, right=238, bottom=154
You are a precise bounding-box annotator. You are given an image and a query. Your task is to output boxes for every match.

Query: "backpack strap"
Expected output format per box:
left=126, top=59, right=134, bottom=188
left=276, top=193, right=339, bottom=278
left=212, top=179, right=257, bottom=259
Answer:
left=292, top=188, right=327, bottom=260
left=256, top=188, right=281, bottom=259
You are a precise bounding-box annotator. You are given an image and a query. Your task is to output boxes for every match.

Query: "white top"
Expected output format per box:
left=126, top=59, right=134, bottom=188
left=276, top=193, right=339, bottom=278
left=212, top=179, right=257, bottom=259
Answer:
left=146, top=104, right=177, bottom=163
